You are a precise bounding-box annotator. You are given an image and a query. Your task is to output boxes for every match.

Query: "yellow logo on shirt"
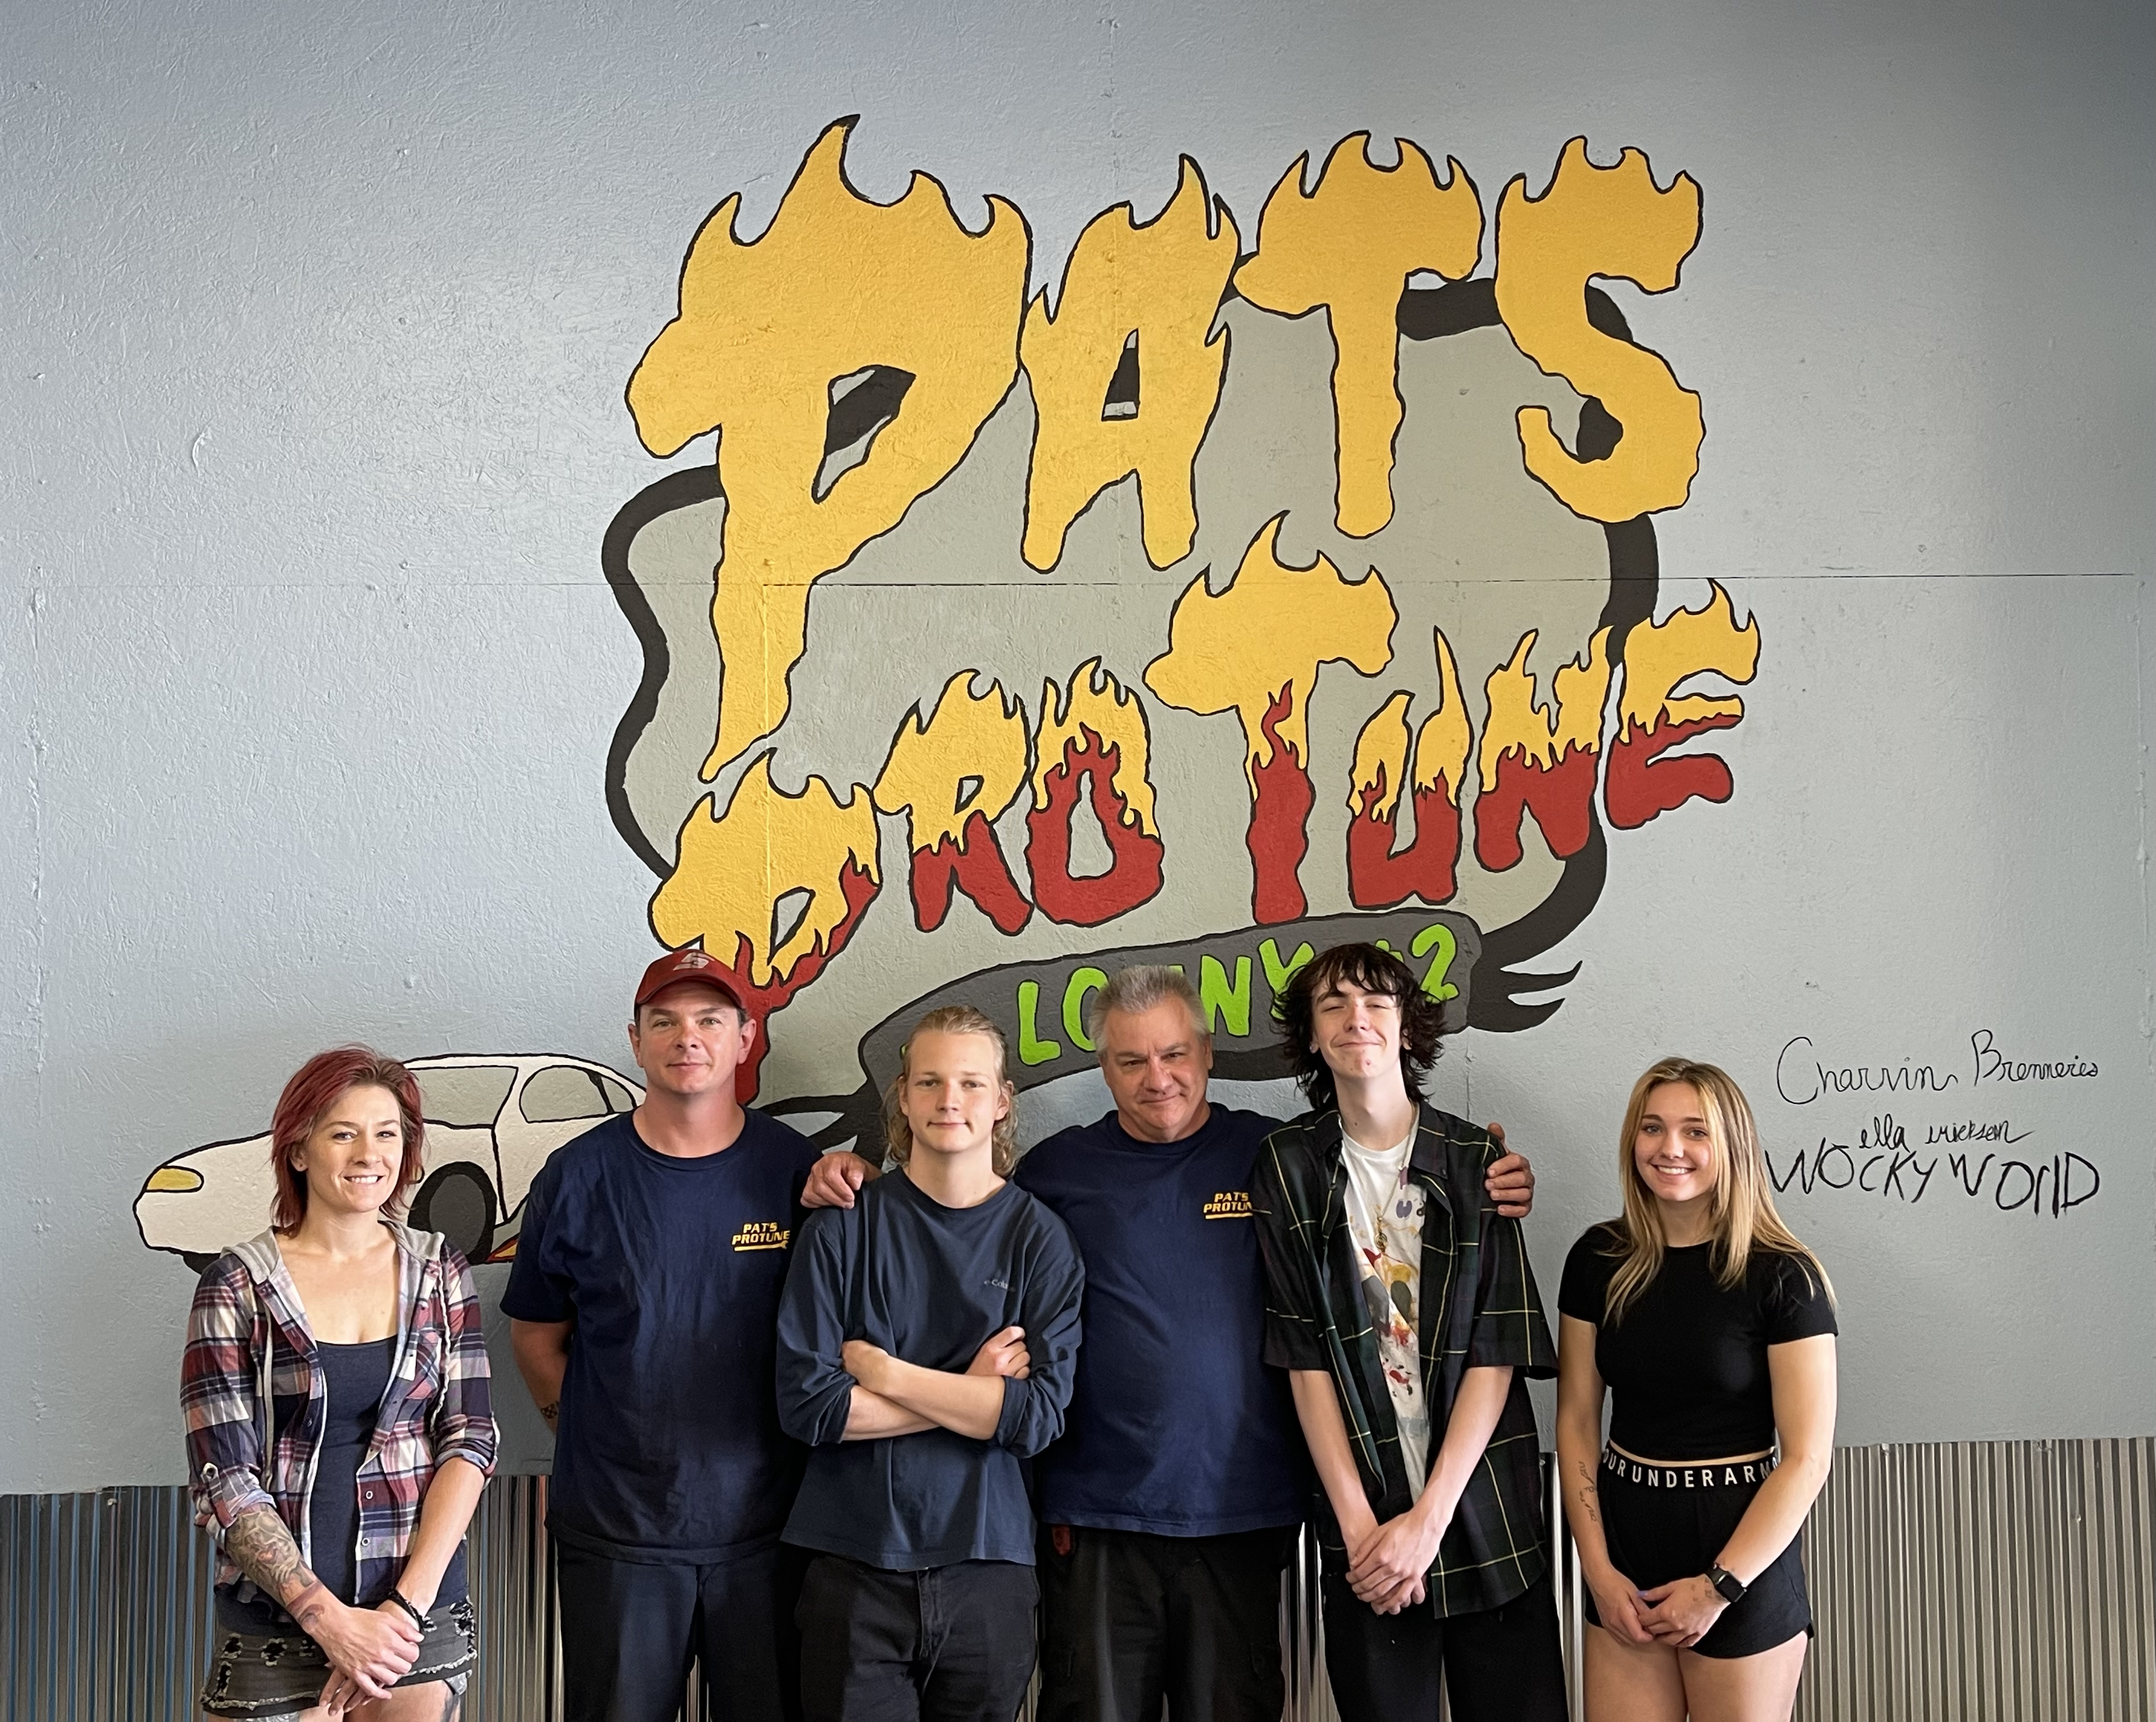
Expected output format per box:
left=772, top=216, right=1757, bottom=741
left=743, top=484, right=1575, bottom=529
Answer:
left=1203, top=1190, right=1254, bottom=1220
left=731, top=1220, right=792, bottom=1251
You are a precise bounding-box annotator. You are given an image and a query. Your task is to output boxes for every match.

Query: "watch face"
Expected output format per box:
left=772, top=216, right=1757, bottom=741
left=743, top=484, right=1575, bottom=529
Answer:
left=1710, top=1567, right=1746, bottom=1604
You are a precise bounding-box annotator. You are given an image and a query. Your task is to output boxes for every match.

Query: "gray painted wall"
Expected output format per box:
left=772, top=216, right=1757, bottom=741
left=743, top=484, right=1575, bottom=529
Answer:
left=3, top=0, right=2151, bottom=1492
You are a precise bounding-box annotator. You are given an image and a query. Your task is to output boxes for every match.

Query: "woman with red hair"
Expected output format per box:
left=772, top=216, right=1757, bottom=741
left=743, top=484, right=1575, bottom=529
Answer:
left=182, top=1047, right=497, bottom=1720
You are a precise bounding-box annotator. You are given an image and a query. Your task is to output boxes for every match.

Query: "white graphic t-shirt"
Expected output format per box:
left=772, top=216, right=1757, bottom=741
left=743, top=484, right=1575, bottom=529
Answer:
left=1340, top=1128, right=1430, bottom=1497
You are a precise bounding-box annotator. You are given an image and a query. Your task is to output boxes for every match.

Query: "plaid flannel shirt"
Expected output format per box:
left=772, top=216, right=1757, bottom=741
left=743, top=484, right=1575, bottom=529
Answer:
left=181, top=1222, right=497, bottom=1611
left=1254, top=1104, right=1556, bottom=1616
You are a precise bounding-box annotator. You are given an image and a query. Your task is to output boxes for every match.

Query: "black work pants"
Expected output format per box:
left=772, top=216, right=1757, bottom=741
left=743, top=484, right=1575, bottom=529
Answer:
left=795, top=1553, right=1038, bottom=1722
left=1319, top=1567, right=1567, bottom=1722
left=555, top=1536, right=806, bottom=1722
left=1034, top=1523, right=1294, bottom=1722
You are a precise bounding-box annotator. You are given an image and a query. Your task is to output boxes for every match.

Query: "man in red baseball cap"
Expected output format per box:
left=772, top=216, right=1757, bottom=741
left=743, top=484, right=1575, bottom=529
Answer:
left=506, top=948, right=822, bottom=1722
left=629, top=945, right=746, bottom=1015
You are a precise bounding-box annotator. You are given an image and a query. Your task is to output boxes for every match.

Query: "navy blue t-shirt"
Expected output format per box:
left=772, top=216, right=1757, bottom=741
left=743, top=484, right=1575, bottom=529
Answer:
left=500, top=1109, right=820, bottom=1561
left=1016, top=1105, right=1305, bottom=1536
left=776, top=1170, right=1085, bottom=1570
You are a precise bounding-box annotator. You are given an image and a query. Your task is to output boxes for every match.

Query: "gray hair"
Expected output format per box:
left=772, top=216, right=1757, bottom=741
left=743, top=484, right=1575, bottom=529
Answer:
left=1083, top=965, right=1209, bottom=1047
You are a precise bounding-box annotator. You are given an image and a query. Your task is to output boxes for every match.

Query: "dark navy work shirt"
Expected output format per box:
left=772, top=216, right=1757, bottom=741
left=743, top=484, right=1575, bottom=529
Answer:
left=776, top=1169, right=1085, bottom=1570
left=1017, top=1105, right=1305, bottom=1536
left=501, top=1109, right=819, bottom=1562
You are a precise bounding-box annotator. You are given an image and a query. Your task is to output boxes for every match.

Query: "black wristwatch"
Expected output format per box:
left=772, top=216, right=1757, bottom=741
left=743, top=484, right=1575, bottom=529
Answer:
left=1706, top=1564, right=1748, bottom=1605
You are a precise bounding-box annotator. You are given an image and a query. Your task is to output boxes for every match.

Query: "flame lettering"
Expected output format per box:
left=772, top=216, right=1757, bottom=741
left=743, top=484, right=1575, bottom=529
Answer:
left=614, top=129, right=1755, bottom=1045
left=1021, top=159, right=1240, bottom=572
left=1235, top=135, right=1482, bottom=539
left=651, top=756, right=883, bottom=1096
left=1346, top=631, right=1473, bottom=908
left=1495, top=137, right=1703, bottom=523
left=1474, top=626, right=1613, bottom=870
left=1605, top=583, right=1758, bottom=829
left=1147, top=516, right=1396, bottom=922
left=873, top=672, right=1033, bottom=934
left=1025, top=659, right=1164, bottom=926
left=627, top=119, right=1029, bottom=778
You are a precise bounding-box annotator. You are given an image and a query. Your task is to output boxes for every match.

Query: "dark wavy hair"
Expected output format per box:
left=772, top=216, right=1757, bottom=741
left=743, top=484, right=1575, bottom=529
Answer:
left=1272, top=942, right=1447, bottom=1110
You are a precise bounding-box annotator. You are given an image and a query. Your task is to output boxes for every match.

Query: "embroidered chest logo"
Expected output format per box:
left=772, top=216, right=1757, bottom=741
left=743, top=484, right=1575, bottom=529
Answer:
left=731, top=1220, right=791, bottom=1252
left=1203, top=1190, right=1254, bottom=1220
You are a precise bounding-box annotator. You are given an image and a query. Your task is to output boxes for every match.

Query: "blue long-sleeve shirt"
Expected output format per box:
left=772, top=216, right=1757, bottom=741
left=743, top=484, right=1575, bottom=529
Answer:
left=776, top=1169, right=1085, bottom=1569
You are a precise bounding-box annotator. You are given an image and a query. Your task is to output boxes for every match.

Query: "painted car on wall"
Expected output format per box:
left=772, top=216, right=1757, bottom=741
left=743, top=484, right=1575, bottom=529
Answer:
left=134, top=1053, right=643, bottom=1270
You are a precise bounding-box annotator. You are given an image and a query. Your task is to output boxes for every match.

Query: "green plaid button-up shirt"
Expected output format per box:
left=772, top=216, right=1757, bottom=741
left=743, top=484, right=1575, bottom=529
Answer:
left=1254, top=1103, right=1555, bottom=1616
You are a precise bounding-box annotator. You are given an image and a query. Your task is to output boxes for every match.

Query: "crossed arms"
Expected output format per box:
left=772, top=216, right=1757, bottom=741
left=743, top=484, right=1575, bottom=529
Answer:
left=775, top=1208, right=1085, bottom=1456
left=839, top=1325, right=1033, bottom=1440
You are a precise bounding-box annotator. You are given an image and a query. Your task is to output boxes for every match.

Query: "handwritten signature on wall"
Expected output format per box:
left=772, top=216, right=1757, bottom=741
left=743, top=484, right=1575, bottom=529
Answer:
left=1765, top=1030, right=2104, bottom=1220
left=1763, top=1112, right=2100, bottom=1220
left=1773, top=1031, right=2100, bottom=1108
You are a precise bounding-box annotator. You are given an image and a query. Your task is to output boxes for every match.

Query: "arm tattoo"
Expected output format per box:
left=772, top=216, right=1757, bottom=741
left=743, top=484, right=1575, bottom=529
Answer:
left=225, top=1503, right=330, bottom=1623
left=1572, top=1459, right=1603, bottom=1526
left=539, top=1401, right=559, bottom=1430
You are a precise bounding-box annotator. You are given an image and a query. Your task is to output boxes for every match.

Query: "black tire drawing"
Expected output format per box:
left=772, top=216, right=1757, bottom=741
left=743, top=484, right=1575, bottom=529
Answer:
left=410, top=1163, right=497, bottom=1265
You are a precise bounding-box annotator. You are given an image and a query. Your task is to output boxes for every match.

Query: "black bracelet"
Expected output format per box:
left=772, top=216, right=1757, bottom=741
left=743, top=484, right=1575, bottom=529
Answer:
left=387, top=1588, right=428, bottom=1629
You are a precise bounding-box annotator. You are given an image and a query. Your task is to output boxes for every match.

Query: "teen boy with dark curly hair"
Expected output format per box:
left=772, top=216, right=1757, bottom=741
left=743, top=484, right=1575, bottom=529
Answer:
left=1254, top=943, right=1566, bottom=1722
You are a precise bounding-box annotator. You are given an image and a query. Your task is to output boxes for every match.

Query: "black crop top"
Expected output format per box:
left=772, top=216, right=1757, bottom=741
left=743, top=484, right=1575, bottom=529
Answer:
left=1558, top=1223, right=1837, bottom=1461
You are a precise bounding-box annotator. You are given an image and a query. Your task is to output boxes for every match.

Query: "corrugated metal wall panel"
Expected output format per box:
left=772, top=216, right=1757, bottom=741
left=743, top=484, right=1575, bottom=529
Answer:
left=1796, top=1438, right=2154, bottom=1722
left=2, top=1487, right=219, bottom=1722
left=6, top=1440, right=2150, bottom=1720
left=461, top=1474, right=560, bottom=1722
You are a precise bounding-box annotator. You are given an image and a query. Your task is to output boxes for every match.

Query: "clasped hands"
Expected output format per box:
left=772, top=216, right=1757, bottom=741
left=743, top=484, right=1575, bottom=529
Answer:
left=1338, top=1493, right=1456, bottom=1616
left=1587, top=1565, right=1728, bottom=1650
left=310, top=1592, right=426, bottom=1715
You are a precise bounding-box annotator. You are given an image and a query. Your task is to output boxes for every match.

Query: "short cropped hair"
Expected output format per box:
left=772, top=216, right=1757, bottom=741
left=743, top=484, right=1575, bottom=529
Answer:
left=882, top=1005, right=1022, bottom=1176
left=1272, top=942, right=1446, bottom=1111
left=1083, top=965, right=1208, bottom=1046
left=270, top=1047, right=427, bottom=1232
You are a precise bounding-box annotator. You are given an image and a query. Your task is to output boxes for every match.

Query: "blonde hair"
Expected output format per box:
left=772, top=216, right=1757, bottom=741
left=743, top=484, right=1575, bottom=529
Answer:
left=882, top=1005, right=1021, bottom=1177
left=1602, top=1056, right=1833, bottom=1325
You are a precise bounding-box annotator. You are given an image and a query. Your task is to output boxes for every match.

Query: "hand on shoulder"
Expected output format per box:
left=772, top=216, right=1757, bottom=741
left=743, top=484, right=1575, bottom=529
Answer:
left=1481, top=1121, right=1535, bottom=1218
left=802, top=1151, right=880, bottom=1210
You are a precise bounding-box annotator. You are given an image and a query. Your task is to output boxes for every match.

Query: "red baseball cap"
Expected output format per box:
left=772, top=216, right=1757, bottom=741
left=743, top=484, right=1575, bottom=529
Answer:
left=634, top=948, right=746, bottom=1013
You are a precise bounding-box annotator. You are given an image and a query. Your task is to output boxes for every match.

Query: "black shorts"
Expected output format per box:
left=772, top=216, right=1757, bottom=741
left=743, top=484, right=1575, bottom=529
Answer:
left=1582, top=1446, right=1812, bottom=1659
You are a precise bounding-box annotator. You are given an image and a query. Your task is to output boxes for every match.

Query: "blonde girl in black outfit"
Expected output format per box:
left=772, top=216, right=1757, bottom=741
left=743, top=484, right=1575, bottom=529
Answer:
left=1555, top=1059, right=1837, bottom=1722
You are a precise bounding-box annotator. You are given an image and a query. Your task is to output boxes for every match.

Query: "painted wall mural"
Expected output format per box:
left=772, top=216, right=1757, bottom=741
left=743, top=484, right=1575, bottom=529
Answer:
left=602, top=120, right=1759, bottom=1148
left=126, top=121, right=1762, bottom=1269
left=24, top=0, right=2133, bottom=1494
left=76, top=67, right=2147, bottom=1482
left=137, top=1055, right=646, bottom=1269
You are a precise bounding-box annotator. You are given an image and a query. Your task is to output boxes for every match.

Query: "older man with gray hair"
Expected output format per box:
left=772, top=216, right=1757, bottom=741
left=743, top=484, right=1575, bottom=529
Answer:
left=803, top=964, right=1534, bottom=1722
